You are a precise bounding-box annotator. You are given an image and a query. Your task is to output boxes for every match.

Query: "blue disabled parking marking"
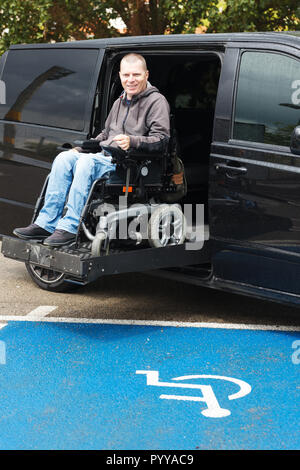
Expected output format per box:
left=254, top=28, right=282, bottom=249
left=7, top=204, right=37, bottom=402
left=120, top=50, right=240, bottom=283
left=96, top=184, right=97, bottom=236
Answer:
left=0, top=320, right=299, bottom=450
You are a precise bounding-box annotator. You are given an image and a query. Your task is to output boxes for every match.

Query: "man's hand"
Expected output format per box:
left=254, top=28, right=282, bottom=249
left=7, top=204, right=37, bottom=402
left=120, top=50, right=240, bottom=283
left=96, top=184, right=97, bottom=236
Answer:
left=113, top=134, right=130, bottom=151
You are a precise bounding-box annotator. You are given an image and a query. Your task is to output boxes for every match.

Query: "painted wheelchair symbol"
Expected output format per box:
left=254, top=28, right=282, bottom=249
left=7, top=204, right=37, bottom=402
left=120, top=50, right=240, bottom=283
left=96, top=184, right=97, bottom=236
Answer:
left=136, top=370, right=251, bottom=418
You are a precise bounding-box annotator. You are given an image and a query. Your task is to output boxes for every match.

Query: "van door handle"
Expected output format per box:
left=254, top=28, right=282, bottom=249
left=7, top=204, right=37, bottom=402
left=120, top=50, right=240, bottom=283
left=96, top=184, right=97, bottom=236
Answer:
left=214, top=163, right=248, bottom=174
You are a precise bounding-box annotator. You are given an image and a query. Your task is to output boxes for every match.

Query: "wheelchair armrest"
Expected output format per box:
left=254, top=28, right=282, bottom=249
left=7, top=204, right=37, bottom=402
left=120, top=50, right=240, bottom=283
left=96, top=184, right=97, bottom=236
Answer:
left=73, top=140, right=84, bottom=147
left=73, top=140, right=101, bottom=153
left=100, top=145, right=127, bottom=163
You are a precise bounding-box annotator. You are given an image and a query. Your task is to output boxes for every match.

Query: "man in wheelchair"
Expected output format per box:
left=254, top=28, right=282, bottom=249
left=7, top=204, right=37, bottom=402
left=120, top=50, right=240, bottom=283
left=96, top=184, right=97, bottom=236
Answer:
left=13, top=53, right=186, bottom=253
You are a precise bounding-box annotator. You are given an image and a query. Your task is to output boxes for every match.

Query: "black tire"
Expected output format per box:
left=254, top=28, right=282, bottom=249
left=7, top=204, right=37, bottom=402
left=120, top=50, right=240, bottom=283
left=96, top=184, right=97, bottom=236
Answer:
left=25, top=261, right=79, bottom=292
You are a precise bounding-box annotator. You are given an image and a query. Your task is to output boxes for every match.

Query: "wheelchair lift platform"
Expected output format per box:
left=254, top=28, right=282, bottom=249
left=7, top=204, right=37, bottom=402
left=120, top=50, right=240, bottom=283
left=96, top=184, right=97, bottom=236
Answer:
left=1, top=236, right=211, bottom=285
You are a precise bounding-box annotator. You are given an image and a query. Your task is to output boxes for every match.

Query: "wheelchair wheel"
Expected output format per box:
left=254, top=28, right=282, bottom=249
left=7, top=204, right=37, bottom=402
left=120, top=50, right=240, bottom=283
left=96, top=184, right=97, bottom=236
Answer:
left=148, top=204, right=186, bottom=248
left=91, top=231, right=108, bottom=257
left=25, top=262, right=78, bottom=292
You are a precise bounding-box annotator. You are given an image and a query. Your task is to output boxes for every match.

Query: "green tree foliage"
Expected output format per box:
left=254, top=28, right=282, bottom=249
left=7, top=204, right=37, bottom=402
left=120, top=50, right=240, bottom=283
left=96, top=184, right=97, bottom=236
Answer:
left=105, top=0, right=211, bottom=35
left=207, top=0, right=300, bottom=33
left=43, top=0, right=119, bottom=42
left=0, top=0, right=117, bottom=52
left=0, top=0, right=52, bottom=53
left=0, top=0, right=213, bottom=54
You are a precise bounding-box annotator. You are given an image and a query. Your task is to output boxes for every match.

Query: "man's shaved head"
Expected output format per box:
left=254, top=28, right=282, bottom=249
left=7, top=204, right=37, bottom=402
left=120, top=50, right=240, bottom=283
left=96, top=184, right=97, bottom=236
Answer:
left=119, top=53, right=149, bottom=99
left=120, top=53, right=148, bottom=72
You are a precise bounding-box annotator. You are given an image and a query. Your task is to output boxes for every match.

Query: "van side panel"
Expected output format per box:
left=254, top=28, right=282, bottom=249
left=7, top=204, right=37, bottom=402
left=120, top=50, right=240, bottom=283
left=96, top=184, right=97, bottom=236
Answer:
left=0, top=48, right=103, bottom=236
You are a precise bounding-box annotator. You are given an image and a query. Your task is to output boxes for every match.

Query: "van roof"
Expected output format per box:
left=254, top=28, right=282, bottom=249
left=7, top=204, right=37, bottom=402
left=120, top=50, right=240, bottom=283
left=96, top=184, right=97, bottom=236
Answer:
left=9, top=31, right=300, bottom=51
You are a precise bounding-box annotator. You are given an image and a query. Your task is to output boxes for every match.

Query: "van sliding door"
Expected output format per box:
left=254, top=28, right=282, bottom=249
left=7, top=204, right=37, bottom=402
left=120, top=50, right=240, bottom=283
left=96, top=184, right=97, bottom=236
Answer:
left=210, top=46, right=300, bottom=295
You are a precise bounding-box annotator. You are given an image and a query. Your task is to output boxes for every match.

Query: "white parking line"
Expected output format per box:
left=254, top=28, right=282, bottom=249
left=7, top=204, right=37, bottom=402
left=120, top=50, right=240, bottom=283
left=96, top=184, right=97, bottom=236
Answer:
left=0, top=306, right=57, bottom=331
left=0, top=314, right=299, bottom=331
left=26, top=306, right=58, bottom=318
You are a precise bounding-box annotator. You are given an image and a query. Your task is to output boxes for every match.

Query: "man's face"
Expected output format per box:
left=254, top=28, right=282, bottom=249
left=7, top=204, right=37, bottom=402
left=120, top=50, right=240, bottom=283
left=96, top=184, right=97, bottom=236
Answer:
left=119, top=60, right=149, bottom=100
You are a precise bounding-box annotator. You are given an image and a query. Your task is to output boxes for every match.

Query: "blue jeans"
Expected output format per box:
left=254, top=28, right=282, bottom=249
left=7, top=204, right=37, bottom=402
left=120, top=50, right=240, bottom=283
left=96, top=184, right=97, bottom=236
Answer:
left=35, top=149, right=116, bottom=234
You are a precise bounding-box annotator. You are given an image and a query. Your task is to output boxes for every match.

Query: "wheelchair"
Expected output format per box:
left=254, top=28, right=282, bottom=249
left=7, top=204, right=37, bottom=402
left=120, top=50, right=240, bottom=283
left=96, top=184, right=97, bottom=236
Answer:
left=32, top=136, right=187, bottom=258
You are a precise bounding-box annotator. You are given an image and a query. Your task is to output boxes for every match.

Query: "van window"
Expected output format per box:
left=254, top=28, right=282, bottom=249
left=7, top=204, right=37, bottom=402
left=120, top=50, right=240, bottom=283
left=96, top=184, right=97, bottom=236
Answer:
left=0, top=48, right=98, bottom=131
left=233, top=51, right=300, bottom=147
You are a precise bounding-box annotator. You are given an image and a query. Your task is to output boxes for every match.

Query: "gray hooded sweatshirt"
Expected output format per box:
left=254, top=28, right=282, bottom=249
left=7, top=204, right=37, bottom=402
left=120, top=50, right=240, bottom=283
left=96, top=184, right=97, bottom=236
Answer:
left=95, top=82, right=170, bottom=153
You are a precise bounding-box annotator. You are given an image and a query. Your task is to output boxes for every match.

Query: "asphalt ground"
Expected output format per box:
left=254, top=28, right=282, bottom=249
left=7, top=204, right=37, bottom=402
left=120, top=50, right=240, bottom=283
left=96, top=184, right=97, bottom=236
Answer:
left=1, top=242, right=300, bottom=327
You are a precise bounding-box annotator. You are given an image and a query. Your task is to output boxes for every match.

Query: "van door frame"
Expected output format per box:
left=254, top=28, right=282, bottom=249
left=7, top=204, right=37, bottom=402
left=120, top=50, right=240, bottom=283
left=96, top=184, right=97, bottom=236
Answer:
left=98, top=45, right=225, bottom=130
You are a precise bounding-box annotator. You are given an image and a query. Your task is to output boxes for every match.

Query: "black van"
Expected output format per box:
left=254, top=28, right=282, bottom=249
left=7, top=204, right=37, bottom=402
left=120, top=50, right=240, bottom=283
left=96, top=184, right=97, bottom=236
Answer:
left=1, top=32, right=300, bottom=306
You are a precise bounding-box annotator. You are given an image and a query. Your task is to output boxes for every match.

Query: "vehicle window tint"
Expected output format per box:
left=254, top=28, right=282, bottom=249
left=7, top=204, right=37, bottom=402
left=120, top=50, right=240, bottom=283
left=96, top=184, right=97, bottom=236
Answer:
left=168, top=59, right=220, bottom=111
left=233, top=52, right=300, bottom=146
left=0, top=48, right=98, bottom=130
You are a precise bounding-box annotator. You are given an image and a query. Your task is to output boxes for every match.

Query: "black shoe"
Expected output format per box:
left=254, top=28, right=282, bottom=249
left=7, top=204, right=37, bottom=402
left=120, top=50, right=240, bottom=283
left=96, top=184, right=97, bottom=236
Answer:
left=13, top=223, right=51, bottom=240
left=43, top=229, right=76, bottom=247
